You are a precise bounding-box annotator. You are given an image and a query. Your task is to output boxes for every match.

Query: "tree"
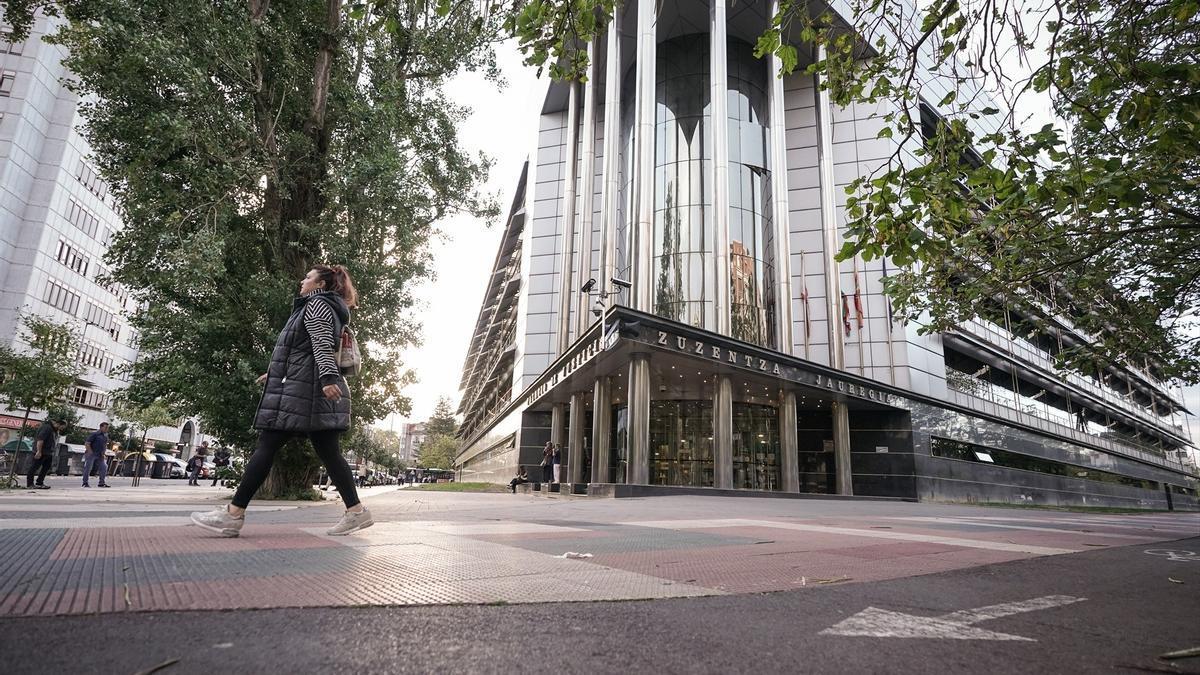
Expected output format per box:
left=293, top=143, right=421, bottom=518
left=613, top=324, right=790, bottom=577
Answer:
left=109, top=396, right=176, bottom=480
left=110, top=397, right=175, bottom=449
left=505, top=0, right=1200, bottom=382
left=4, top=1, right=505, bottom=494
left=416, top=434, right=457, bottom=470
left=0, top=315, right=83, bottom=484
left=424, top=396, right=459, bottom=438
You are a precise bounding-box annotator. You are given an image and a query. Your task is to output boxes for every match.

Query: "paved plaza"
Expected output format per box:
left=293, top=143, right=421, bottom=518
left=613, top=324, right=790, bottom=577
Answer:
left=1, top=478, right=1197, bottom=616
left=1, top=479, right=1198, bottom=673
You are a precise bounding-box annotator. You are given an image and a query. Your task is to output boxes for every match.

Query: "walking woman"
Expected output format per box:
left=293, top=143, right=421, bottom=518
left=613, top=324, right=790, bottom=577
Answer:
left=191, top=265, right=373, bottom=537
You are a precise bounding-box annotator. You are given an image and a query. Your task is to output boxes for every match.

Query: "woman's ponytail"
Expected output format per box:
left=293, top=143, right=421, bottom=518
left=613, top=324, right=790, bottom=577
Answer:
left=312, top=264, right=359, bottom=308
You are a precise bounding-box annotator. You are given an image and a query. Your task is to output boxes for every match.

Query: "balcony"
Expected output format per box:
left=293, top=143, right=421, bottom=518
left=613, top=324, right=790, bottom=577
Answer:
left=954, top=318, right=1189, bottom=441
left=944, top=383, right=1194, bottom=475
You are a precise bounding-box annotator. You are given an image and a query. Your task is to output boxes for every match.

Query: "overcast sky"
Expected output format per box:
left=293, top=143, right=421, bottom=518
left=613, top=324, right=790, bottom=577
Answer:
left=378, top=42, right=542, bottom=433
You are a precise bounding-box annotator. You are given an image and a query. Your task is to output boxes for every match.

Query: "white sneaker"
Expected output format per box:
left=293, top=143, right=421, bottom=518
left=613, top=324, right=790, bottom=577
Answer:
left=326, top=507, right=373, bottom=536
left=190, top=506, right=244, bottom=537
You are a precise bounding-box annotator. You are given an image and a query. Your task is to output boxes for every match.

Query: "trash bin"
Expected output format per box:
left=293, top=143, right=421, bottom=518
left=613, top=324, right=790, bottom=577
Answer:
left=150, top=460, right=172, bottom=479
left=54, top=444, right=71, bottom=476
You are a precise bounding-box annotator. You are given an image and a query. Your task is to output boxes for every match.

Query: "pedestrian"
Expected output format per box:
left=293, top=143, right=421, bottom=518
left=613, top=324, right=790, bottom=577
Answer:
left=191, top=264, right=372, bottom=537
left=508, top=466, right=529, bottom=493
left=552, top=443, right=562, bottom=483
left=211, top=447, right=231, bottom=487
left=186, top=452, right=204, bottom=486
left=541, top=441, right=553, bottom=484
left=26, top=418, right=65, bottom=490
left=82, top=422, right=112, bottom=488
left=187, top=441, right=210, bottom=485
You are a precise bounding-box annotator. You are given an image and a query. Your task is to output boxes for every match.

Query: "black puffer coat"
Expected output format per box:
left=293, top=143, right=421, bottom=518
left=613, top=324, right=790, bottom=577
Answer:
left=253, top=292, right=351, bottom=433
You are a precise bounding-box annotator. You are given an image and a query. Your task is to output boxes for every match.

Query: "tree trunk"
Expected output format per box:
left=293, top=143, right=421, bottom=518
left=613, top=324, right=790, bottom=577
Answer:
left=258, top=438, right=322, bottom=500
left=248, top=0, right=344, bottom=502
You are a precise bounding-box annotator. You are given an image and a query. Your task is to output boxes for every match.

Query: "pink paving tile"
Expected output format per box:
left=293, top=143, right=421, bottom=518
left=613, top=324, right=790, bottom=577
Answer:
left=592, top=544, right=1029, bottom=594
left=822, top=541, right=963, bottom=560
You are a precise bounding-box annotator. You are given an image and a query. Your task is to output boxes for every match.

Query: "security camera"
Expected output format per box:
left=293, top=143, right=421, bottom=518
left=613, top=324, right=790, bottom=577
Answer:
left=610, top=277, right=632, bottom=290
left=591, top=308, right=603, bottom=317
left=580, top=278, right=596, bottom=294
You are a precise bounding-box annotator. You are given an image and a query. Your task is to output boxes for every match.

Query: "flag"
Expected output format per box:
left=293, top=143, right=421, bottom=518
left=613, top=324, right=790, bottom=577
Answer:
left=801, top=282, right=810, bottom=338
left=800, top=252, right=811, bottom=339
left=841, top=292, right=852, bottom=337
left=852, top=268, right=865, bottom=329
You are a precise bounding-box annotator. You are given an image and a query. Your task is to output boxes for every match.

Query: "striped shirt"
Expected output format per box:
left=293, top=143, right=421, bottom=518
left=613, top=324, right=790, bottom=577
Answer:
left=303, top=291, right=341, bottom=383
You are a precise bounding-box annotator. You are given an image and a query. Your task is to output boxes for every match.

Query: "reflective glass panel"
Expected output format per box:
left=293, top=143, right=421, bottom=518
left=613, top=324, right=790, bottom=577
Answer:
left=649, top=400, right=715, bottom=487
left=732, top=403, right=781, bottom=490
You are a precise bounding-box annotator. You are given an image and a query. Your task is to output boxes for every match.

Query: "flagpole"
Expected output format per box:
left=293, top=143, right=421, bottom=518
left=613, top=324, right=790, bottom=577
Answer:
left=881, top=256, right=897, bottom=385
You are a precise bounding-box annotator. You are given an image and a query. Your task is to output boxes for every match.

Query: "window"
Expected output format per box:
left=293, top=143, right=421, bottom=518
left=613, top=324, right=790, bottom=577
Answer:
left=930, top=437, right=1161, bottom=491
left=76, top=341, right=113, bottom=375
left=0, top=70, right=15, bottom=97
left=43, top=278, right=81, bottom=316
left=0, top=31, right=22, bottom=55
left=94, top=265, right=130, bottom=307
left=67, top=199, right=100, bottom=238
left=84, top=302, right=119, bottom=340
left=67, top=386, right=108, bottom=410
left=76, top=162, right=109, bottom=198
left=54, top=237, right=90, bottom=277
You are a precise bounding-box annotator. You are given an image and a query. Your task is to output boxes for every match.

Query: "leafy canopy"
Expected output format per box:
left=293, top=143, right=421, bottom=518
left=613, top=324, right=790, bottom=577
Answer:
left=417, top=433, right=457, bottom=469
left=4, top=0, right=506, bottom=455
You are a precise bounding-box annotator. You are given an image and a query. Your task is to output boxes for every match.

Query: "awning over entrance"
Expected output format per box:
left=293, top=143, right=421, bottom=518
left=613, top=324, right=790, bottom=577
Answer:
left=523, top=307, right=907, bottom=414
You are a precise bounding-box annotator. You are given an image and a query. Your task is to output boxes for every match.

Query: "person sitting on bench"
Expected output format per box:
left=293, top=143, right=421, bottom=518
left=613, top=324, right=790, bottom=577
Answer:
left=508, top=466, right=529, bottom=494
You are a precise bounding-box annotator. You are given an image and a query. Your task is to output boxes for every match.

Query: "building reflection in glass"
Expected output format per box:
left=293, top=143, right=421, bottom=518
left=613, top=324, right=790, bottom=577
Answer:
left=632, top=33, right=777, bottom=345
left=727, top=41, right=774, bottom=347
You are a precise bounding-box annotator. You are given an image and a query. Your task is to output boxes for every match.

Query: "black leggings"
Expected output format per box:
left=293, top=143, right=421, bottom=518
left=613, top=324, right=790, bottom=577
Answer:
left=232, top=429, right=359, bottom=509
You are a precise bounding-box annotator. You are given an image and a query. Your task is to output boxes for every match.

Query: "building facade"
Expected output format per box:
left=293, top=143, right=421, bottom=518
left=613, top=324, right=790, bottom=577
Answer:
left=455, top=0, right=1199, bottom=509
left=0, top=14, right=204, bottom=450
left=400, top=422, right=427, bottom=465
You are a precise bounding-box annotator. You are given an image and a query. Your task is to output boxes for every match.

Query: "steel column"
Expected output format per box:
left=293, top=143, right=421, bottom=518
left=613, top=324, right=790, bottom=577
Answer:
left=626, top=353, right=651, bottom=484
left=590, top=376, right=612, bottom=483
left=767, top=0, right=794, bottom=353
left=779, top=390, right=799, bottom=492
left=710, top=0, right=731, bottom=334
left=576, top=40, right=599, bottom=337
left=568, top=391, right=588, bottom=485
left=816, top=44, right=853, bottom=495
left=714, top=374, right=734, bottom=489
left=630, top=0, right=656, bottom=312
left=556, top=81, right=580, bottom=353
left=599, top=8, right=624, bottom=313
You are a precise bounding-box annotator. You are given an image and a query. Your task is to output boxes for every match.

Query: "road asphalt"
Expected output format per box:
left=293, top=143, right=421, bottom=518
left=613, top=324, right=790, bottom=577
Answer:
left=2, top=535, right=1197, bottom=674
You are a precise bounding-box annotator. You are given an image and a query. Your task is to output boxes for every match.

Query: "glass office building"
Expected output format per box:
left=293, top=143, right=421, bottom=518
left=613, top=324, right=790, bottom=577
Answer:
left=455, top=0, right=1199, bottom=510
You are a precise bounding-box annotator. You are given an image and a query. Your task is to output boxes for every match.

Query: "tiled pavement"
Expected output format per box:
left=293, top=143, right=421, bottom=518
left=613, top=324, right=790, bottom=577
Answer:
left=1, top=477, right=1197, bottom=617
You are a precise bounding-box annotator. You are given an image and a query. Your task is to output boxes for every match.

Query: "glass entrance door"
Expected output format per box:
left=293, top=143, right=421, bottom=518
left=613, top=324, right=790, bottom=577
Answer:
left=649, top=400, right=714, bottom=487
left=732, top=403, right=780, bottom=490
